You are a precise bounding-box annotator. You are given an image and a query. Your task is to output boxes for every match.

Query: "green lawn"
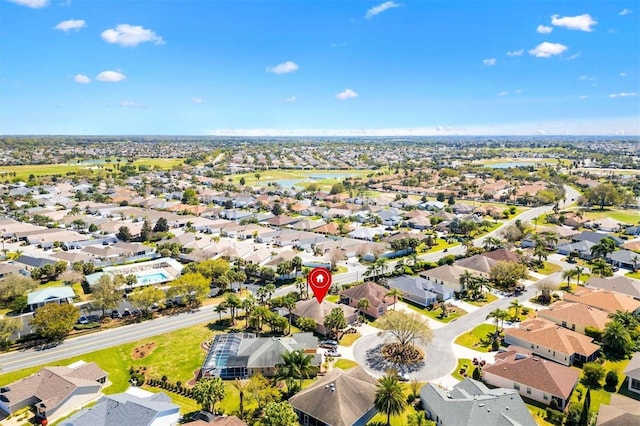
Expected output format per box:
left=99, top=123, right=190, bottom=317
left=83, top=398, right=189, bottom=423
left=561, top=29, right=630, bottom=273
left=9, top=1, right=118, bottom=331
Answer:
left=334, top=359, right=359, bottom=369
left=625, top=271, right=640, bottom=279
left=0, top=322, right=216, bottom=394
left=536, top=262, right=562, bottom=275
left=454, top=324, right=496, bottom=352
left=401, top=301, right=467, bottom=323
left=583, top=208, right=640, bottom=225
left=325, top=294, right=340, bottom=303
left=463, top=292, right=498, bottom=307
left=339, top=332, right=362, bottom=347
left=568, top=358, right=631, bottom=417
left=333, top=265, right=348, bottom=275
left=451, top=358, right=475, bottom=381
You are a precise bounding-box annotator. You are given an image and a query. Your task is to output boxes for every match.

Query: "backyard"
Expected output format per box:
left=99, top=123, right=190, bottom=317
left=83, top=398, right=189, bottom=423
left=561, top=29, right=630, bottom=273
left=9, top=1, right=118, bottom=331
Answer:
left=453, top=323, right=496, bottom=352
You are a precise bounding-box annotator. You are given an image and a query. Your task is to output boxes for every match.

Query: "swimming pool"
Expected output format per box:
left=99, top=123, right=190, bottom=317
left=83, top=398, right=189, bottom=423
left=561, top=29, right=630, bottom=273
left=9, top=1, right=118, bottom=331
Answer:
left=136, top=271, right=169, bottom=285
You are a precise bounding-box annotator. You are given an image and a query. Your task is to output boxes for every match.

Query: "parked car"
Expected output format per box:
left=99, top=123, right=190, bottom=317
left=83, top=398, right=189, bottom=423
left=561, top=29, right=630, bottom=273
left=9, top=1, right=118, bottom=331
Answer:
left=122, top=308, right=132, bottom=317
left=398, top=373, right=410, bottom=382
left=325, top=349, right=342, bottom=357
left=132, top=308, right=142, bottom=316
left=87, top=314, right=100, bottom=323
left=319, top=340, right=338, bottom=349
left=111, top=310, right=122, bottom=319
left=77, top=316, right=89, bottom=325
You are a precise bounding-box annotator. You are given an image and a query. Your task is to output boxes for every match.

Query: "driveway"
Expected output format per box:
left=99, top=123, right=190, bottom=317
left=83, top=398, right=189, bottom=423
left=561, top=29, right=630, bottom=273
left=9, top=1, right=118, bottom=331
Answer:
left=351, top=284, right=539, bottom=383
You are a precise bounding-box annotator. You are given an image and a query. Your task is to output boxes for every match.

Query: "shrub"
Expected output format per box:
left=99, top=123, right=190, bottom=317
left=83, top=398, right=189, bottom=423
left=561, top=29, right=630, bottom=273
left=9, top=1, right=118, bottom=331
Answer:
left=521, top=307, right=530, bottom=315
left=584, top=326, right=603, bottom=341
left=605, top=370, right=619, bottom=388
left=582, top=362, right=605, bottom=388
left=545, top=408, right=564, bottom=425
left=472, top=367, right=481, bottom=380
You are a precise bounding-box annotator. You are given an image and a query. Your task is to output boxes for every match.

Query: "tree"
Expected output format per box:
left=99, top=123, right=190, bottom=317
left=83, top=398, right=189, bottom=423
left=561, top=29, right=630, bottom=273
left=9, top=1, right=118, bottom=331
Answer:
left=282, top=295, right=296, bottom=333
left=248, top=373, right=280, bottom=409
left=30, top=303, right=80, bottom=342
left=374, top=373, right=407, bottom=426
left=573, top=266, right=585, bottom=286
left=277, top=349, right=316, bottom=388
left=602, top=320, right=633, bottom=358
left=167, top=272, right=209, bottom=309
left=232, top=378, right=250, bottom=420
left=582, top=362, right=605, bottom=388
left=590, top=259, right=613, bottom=277
left=386, top=288, right=402, bottom=310
left=259, top=401, right=298, bottom=426
left=296, top=316, right=316, bottom=332
left=324, top=307, right=347, bottom=339
left=153, top=217, right=169, bottom=233
left=357, top=297, right=371, bottom=318
left=128, top=286, right=165, bottom=314
left=605, top=370, right=619, bottom=389
left=407, top=411, right=430, bottom=426
left=584, top=183, right=623, bottom=210
left=0, top=317, right=20, bottom=347
left=458, top=270, right=476, bottom=296
left=561, top=269, right=576, bottom=291
left=116, top=225, right=132, bottom=242
left=91, top=274, right=123, bottom=317
left=192, top=377, right=226, bottom=414
left=0, top=273, right=38, bottom=305
left=510, top=299, right=522, bottom=321
left=224, top=293, right=241, bottom=324
left=487, top=308, right=509, bottom=333
left=489, top=261, right=528, bottom=291
left=376, top=310, right=433, bottom=351
left=578, top=387, right=590, bottom=426
left=214, top=302, right=228, bottom=321
left=139, top=219, right=152, bottom=242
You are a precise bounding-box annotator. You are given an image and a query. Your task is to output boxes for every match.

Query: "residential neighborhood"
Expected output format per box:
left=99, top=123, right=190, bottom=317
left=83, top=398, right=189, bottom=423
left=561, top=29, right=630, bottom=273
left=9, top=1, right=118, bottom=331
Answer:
left=0, top=137, right=639, bottom=426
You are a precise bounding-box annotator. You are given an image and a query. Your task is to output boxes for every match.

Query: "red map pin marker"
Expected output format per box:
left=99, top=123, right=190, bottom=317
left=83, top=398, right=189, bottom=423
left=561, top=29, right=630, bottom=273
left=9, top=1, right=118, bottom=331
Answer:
left=308, top=267, right=332, bottom=303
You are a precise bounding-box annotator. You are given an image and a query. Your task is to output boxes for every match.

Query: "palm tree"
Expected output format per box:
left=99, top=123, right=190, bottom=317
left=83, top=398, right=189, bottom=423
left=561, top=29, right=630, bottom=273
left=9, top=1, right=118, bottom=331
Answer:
left=357, top=297, right=371, bottom=319
left=487, top=308, right=509, bottom=333
left=282, top=296, right=296, bottom=334
left=573, top=266, right=585, bottom=286
left=192, top=377, right=226, bottom=414
left=561, top=269, right=576, bottom=291
left=510, top=299, right=522, bottom=321
left=241, top=295, right=255, bottom=328
left=386, top=288, right=402, bottom=310
left=374, top=374, right=407, bottom=426
left=408, top=410, right=429, bottom=426
left=277, top=349, right=316, bottom=388
left=232, top=378, right=250, bottom=421
left=374, top=257, right=388, bottom=279
left=459, top=270, right=475, bottom=296
left=602, top=320, right=632, bottom=357
left=591, top=259, right=612, bottom=277
left=225, top=293, right=241, bottom=324
left=214, top=302, right=228, bottom=322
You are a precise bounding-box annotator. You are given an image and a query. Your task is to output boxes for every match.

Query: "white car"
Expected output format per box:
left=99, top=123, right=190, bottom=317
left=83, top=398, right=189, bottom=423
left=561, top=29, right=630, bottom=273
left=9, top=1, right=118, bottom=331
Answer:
left=325, top=350, right=342, bottom=357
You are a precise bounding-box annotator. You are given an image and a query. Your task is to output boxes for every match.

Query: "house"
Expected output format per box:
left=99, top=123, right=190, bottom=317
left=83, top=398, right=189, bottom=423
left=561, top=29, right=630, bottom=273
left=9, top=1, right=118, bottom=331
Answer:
left=387, top=275, right=454, bottom=308
left=339, top=281, right=392, bottom=319
left=184, top=414, right=247, bottom=426
left=14, top=255, right=56, bottom=271
left=200, top=333, right=321, bottom=379
left=563, top=287, right=640, bottom=314
left=0, top=361, right=108, bottom=421
left=27, top=286, right=75, bottom=311
left=291, top=300, right=357, bottom=336
left=420, top=264, right=471, bottom=293
left=596, top=403, right=640, bottom=426
left=482, top=347, right=580, bottom=410
left=347, top=227, right=386, bottom=241
left=606, top=249, right=640, bottom=270
left=503, top=318, right=600, bottom=366
left=0, top=263, right=22, bottom=278
left=289, top=366, right=378, bottom=426
left=586, top=276, right=640, bottom=300
left=420, top=378, right=536, bottom=426
left=572, top=231, right=623, bottom=246
left=556, top=240, right=597, bottom=260
left=623, top=352, right=640, bottom=396
left=61, top=387, right=180, bottom=426
left=537, top=301, right=610, bottom=335
left=482, top=248, right=522, bottom=263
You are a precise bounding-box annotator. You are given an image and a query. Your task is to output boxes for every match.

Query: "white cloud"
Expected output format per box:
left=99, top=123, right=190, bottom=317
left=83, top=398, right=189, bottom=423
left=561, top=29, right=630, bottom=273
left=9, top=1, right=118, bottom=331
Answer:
left=579, top=95, right=589, bottom=99
left=620, top=8, right=632, bottom=16
left=528, top=42, right=568, bottom=58
left=96, top=70, right=126, bottom=82
left=620, top=72, right=627, bottom=77
left=191, top=97, right=204, bottom=104
left=284, top=96, right=297, bottom=102
left=7, top=0, right=48, bottom=8
left=536, top=25, right=553, bottom=34
left=365, top=1, right=400, bottom=19
left=266, top=61, right=299, bottom=74
left=579, top=75, right=594, bottom=81
left=120, top=101, right=145, bottom=108
left=101, top=24, right=164, bottom=47
left=609, top=92, right=637, bottom=98
left=498, top=91, right=510, bottom=96
left=482, top=58, right=496, bottom=66
left=551, top=14, right=597, bottom=32
left=54, top=19, right=86, bottom=32
left=74, top=74, right=91, bottom=84
left=506, top=49, right=523, bottom=57
left=335, top=89, right=358, bottom=100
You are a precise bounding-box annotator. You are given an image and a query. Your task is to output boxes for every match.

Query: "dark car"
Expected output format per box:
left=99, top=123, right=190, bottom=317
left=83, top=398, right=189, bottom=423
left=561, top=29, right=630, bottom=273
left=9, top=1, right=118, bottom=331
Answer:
left=111, top=310, right=122, bottom=319
left=87, top=314, right=100, bottom=323
left=122, top=308, right=132, bottom=317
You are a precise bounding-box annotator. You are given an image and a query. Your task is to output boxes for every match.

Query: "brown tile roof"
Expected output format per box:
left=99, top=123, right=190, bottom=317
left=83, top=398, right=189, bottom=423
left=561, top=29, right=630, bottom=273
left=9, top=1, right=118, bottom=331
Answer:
left=340, top=282, right=392, bottom=308
left=484, top=349, right=579, bottom=399
left=586, top=276, right=640, bottom=300
left=483, top=249, right=522, bottom=263
left=563, top=287, right=640, bottom=313
left=289, top=366, right=377, bottom=426
left=537, top=301, right=611, bottom=331
left=292, top=299, right=357, bottom=323
left=504, top=318, right=600, bottom=358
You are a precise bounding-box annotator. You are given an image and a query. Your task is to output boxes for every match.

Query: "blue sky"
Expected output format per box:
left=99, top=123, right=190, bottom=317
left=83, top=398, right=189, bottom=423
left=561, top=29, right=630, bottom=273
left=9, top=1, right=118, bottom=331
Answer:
left=1, top=0, right=639, bottom=135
